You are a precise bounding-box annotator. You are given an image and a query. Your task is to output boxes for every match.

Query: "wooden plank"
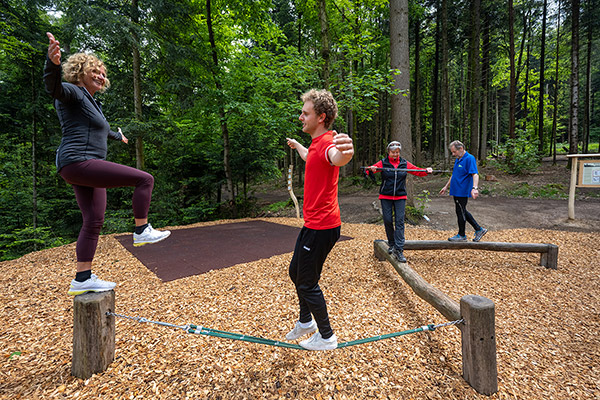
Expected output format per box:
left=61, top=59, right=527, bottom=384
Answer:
left=72, top=290, right=115, bottom=379
left=402, top=240, right=558, bottom=269
left=374, top=240, right=460, bottom=321
left=404, top=240, right=551, bottom=252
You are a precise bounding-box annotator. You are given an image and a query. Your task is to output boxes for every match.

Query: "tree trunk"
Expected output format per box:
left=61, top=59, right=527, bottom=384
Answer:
left=207, top=0, right=235, bottom=207
left=318, top=0, right=330, bottom=89
left=468, top=0, right=481, bottom=158
left=413, top=17, right=422, bottom=165
left=568, top=0, right=580, bottom=158
left=390, top=0, right=413, bottom=205
left=132, top=0, right=145, bottom=170
left=480, top=18, right=490, bottom=161
left=30, top=60, right=38, bottom=250
left=551, top=0, right=562, bottom=163
left=538, top=0, right=548, bottom=154
left=583, top=0, right=592, bottom=153
left=508, top=0, right=517, bottom=164
left=431, top=3, right=441, bottom=161
left=441, top=0, right=450, bottom=164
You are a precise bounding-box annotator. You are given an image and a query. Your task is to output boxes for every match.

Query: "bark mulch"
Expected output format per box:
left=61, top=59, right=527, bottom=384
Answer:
left=1, top=217, right=598, bottom=399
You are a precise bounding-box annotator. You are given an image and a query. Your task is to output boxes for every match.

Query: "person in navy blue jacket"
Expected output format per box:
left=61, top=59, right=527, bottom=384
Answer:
left=367, top=141, right=432, bottom=263
left=44, top=32, right=170, bottom=296
left=439, top=140, right=487, bottom=242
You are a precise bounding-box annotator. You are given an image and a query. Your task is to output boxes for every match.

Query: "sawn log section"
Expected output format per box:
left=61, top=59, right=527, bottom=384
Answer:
left=402, top=240, right=559, bottom=269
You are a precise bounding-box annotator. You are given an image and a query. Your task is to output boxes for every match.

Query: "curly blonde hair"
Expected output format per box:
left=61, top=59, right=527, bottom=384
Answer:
left=301, top=89, right=338, bottom=129
left=62, top=53, right=110, bottom=92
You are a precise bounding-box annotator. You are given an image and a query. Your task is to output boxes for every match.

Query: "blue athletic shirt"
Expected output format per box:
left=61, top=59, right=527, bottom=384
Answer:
left=449, top=151, right=478, bottom=197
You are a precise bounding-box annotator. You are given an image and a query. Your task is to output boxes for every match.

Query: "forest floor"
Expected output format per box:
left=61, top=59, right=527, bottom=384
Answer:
left=256, top=155, right=600, bottom=234
left=1, top=155, right=599, bottom=399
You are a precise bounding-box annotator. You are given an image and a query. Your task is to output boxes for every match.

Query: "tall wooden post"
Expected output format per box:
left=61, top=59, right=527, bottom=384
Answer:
left=72, top=291, right=115, bottom=379
left=460, top=295, right=498, bottom=395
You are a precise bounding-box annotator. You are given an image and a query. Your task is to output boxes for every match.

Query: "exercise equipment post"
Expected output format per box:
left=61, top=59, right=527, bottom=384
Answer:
left=72, top=290, right=115, bottom=379
left=373, top=240, right=498, bottom=395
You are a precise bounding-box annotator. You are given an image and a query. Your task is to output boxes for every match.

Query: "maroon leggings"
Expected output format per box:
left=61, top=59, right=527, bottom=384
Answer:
left=60, top=159, right=154, bottom=262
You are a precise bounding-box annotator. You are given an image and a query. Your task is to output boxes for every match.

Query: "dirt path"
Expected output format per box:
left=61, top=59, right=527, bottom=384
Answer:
left=338, top=192, right=600, bottom=233
left=258, top=157, right=600, bottom=234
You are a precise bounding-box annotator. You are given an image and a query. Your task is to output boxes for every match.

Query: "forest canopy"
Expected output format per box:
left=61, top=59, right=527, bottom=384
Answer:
left=1, top=0, right=598, bottom=260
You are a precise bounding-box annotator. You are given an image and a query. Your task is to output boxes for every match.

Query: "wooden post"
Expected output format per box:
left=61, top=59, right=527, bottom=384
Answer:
left=460, top=295, right=498, bottom=395
left=540, top=244, right=559, bottom=269
left=72, top=290, right=115, bottom=379
left=568, top=155, right=578, bottom=220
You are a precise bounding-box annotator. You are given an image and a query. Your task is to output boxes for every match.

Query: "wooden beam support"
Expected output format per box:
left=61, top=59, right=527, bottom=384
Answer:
left=72, top=290, right=115, bottom=379
left=374, top=240, right=461, bottom=321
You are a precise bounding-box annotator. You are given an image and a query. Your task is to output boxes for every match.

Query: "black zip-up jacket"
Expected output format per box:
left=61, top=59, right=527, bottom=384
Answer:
left=43, top=56, right=122, bottom=171
left=379, top=157, right=408, bottom=197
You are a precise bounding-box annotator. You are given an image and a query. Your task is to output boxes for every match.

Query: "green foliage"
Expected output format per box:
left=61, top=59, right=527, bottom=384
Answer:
left=488, top=133, right=541, bottom=175
left=0, top=226, right=69, bottom=261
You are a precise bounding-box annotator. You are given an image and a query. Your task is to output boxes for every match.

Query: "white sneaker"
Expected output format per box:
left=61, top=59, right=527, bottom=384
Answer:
left=285, top=320, right=317, bottom=340
left=133, top=224, right=171, bottom=247
left=68, top=274, right=116, bottom=296
left=299, top=331, right=338, bottom=351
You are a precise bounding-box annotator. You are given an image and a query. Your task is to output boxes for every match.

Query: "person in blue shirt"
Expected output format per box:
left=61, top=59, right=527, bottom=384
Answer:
left=439, top=141, right=487, bottom=242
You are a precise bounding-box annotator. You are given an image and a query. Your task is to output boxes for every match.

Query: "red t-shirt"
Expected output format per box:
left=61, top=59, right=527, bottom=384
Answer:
left=303, top=131, right=341, bottom=230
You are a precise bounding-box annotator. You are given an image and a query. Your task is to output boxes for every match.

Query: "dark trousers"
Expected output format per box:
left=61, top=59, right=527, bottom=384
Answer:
left=289, top=226, right=340, bottom=339
left=453, top=196, right=481, bottom=236
left=60, top=159, right=154, bottom=262
left=381, top=199, right=406, bottom=251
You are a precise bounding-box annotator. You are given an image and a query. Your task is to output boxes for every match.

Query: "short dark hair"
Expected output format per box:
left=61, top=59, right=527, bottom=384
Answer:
left=301, top=89, right=338, bottom=129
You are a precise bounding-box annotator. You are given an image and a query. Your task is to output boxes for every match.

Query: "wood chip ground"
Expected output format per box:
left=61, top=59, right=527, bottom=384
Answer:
left=1, top=218, right=599, bottom=399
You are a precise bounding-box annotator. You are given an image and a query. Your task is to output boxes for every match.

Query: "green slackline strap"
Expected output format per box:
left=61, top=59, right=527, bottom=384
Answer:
left=108, top=312, right=463, bottom=350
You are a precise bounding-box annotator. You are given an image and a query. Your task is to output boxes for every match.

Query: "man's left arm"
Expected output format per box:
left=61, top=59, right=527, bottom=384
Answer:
left=471, top=173, right=480, bottom=199
left=328, top=132, right=354, bottom=167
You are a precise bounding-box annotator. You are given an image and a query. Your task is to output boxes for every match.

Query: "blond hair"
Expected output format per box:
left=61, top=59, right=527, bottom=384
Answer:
left=301, top=89, right=338, bottom=129
left=62, top=53, right=110, bottom=92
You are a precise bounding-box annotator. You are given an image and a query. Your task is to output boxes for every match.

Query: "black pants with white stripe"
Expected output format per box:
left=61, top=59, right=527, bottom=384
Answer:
left=289, top=226, right=340, bottom=339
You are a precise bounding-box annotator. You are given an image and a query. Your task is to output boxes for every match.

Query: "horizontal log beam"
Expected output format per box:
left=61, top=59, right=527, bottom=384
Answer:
left=402, top=240, right=559, bottom=269
left=374, top=240, right=461, bottom=321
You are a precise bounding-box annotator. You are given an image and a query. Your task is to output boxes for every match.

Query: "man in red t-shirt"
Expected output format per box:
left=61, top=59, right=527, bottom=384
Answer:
left=285, top=89, right=353, bottom=351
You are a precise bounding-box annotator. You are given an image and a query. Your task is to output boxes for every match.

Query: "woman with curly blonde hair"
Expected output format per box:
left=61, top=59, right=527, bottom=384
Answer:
left=44, top=32, right=170, bottom=296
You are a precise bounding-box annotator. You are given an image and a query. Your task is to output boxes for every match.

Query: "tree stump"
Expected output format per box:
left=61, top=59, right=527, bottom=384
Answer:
left=460, top=295, right=498, bottom=395
left=72, top=290, right=115, bottom=379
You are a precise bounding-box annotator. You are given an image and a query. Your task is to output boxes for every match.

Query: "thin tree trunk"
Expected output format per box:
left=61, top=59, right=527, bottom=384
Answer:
left=468, top=0, right=481, bottom=157
left=318, top=0, right=330, bottom=89
left=131, top=0, right=144, bottom=170
left=30, top=60, right=38, bottom=250
left=207, top=0, right=235, bottom=207
left=508, top=0, right=517, bottom=164
left=569, top=0, right=580, bottom=158
left=480, top=18, right=490, bottom=161
left=538, top=0, right=548, bottom=154
left=413, top=17, right=422, bottom=165
left=583, top=0, right=592, bottom=153
left=431, top=3, right=441, bottom=161
left=551, top=0, right=561, bottom=163
left=441, top=0, right=450, bottom=164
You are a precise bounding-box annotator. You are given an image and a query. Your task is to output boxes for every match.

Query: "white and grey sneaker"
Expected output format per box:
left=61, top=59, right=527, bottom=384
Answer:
left=299, top=331, right=338, bottom=351
left=133, top=224, right=171, bottom=247
left=68, top=274, right=116, bottom=296
left=285, top=320, right=317, bottom=340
